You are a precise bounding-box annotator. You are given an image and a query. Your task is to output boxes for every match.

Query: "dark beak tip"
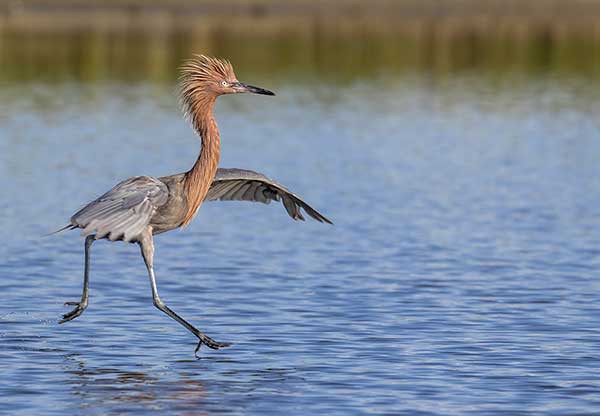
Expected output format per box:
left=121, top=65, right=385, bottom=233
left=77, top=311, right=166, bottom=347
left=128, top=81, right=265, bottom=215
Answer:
left=241, top=83, right=275, bottom=96
left=255, top=87, right=275, bottom=96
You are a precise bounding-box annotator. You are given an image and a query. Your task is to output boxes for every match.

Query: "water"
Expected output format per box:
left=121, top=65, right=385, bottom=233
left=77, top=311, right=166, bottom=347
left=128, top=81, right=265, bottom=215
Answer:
left=2, top=62, right=600, bottom=414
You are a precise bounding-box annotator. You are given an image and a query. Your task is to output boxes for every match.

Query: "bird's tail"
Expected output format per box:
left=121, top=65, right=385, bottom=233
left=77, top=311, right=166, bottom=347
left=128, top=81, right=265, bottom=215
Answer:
left=44, top=224, right=76, bottom=237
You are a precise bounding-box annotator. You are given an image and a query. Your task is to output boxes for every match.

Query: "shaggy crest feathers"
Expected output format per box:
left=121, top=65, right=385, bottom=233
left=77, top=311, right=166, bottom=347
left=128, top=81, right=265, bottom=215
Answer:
left=179, top=55, right=236, bottom=128
left=181, top=54, right=236, bottom=83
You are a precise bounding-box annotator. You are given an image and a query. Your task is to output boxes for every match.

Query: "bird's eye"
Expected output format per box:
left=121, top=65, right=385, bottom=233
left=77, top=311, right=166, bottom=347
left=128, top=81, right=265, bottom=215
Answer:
left=221, top=81, right=228, bottom=87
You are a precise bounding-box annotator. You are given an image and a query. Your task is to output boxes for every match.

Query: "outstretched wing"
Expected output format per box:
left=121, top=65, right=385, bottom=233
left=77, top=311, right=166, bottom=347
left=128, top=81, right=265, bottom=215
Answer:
left=205, top=168, right=332, bottom=224
left=68, top=176, right=169, bottom=242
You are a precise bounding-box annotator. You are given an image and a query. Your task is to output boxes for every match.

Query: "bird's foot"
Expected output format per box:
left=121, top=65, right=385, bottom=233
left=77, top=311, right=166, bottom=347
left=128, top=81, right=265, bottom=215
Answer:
left=59, top=301, right=88, bottom=323
left=194, top=334, right=231, bottom=357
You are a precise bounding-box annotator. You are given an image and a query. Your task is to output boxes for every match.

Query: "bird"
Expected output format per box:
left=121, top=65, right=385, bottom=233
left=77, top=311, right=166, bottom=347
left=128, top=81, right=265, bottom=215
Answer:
left=54, top=55, right=331, bottom=355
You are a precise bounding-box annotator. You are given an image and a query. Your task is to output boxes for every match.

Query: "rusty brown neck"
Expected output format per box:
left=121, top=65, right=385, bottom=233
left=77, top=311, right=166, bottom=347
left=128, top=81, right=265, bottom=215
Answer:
left=182, top=94, right=221, bottom=226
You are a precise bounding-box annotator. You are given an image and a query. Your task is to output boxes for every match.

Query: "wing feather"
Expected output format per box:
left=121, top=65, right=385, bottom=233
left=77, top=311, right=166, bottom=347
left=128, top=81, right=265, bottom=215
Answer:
left=252, top=183, right=267, bottom=203
left=232, top=182, right=252, bottom=200
left=242, top=182, right=258, bottom=201
left=69, top=176, right=169, bottom=242
left=217, top=181, right=240, bottom=198
left=206, top=168, right=332, bottom=224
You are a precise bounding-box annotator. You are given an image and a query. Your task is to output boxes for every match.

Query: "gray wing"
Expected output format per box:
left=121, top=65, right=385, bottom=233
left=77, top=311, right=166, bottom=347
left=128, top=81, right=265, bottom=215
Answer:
left=205, top=168, right=332, bottom=224
left=67, top=176, right=169, bottom=242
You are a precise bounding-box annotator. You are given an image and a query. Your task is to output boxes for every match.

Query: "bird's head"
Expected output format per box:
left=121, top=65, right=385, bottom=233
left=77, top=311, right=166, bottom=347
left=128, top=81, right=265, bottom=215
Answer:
left=180, top=55, right=275, bottom=100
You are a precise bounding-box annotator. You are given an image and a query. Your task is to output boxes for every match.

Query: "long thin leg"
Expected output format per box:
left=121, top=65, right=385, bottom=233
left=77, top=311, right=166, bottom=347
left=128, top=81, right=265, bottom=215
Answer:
left=60, top=235, right=95, bottom=323
left=138, top=232, right=230, bottom=355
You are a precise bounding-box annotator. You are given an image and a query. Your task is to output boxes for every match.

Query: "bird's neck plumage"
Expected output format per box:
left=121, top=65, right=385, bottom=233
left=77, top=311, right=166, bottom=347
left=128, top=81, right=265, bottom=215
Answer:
left=182, top=95, right=221, bottom=226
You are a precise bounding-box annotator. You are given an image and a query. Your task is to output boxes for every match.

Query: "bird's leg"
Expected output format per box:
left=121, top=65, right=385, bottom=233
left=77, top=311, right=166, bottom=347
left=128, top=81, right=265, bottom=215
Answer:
left=138, top=233, right=231, bottom=356
left=60, top=235, right=95, bottom=323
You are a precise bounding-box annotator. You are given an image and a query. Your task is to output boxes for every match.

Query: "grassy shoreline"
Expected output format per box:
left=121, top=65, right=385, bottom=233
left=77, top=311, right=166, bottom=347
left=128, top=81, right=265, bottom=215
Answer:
left=3, top=0, right=600, bottom=36
left=3, top=0, right=600, bottom=82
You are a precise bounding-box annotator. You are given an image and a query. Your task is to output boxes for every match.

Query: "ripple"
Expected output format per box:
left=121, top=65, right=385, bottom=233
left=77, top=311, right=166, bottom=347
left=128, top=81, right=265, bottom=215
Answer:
left=1, top=77, right=600, bottom=415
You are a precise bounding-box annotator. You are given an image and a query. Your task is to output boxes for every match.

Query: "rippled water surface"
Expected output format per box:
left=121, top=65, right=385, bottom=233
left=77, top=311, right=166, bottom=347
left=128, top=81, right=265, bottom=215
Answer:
left=2, top=70, right=600, bottom=415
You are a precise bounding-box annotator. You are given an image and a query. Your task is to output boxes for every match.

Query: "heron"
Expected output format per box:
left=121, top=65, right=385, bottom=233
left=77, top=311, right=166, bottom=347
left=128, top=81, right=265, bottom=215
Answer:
left=54, top=55, right=331, bottom=355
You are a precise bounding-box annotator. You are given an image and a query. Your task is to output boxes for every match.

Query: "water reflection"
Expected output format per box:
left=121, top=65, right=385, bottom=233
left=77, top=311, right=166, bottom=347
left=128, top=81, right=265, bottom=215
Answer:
left=60, top=352, right=304, bottom=414
left=63, top=354, right=209, bottom=412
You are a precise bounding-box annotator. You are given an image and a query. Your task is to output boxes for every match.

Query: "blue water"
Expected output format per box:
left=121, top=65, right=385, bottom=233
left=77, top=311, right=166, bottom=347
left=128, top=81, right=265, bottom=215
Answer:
left=1, top=75, right=600, bottom=415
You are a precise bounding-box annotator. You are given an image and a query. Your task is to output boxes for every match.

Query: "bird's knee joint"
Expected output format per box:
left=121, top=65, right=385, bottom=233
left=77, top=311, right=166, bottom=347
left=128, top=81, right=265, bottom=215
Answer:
left=153, top=298, right=165, bottom=309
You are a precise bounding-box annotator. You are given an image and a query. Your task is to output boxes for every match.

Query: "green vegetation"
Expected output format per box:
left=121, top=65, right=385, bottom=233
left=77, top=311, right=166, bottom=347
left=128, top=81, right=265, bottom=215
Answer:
left=2, top=0, right=600, bottom=82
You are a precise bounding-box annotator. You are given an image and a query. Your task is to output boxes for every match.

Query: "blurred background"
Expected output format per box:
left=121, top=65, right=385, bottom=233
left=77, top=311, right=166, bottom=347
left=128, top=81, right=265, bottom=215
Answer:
left=2, top=1, right=600, bottom=415
left=3, top=0, right=600, bottom=81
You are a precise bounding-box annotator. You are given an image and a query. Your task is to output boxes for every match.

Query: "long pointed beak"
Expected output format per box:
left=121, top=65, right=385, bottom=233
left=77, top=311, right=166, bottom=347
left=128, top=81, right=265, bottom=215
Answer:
left=234, top=82, right=275, bottom=96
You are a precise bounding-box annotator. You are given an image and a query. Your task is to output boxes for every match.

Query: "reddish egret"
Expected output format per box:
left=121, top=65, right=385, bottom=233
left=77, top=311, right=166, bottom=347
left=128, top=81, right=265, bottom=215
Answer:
left=55, top=55, right=331, bottom=355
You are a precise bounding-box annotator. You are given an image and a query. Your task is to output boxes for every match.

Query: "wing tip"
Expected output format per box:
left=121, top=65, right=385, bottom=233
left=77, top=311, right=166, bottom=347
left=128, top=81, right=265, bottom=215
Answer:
left=311, top=212, right=333, bottom=225
left=320, top=215, right=334, bottom=225
left=296, top=208, right=332, bottom=225
left=299, top=203, right=333, bottom=225
left=44, top=224, right=76, bottom=237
